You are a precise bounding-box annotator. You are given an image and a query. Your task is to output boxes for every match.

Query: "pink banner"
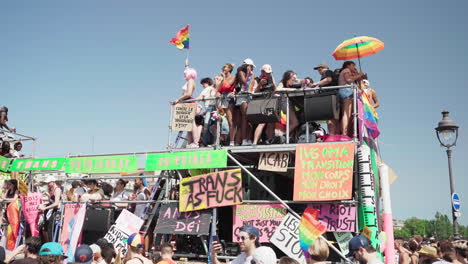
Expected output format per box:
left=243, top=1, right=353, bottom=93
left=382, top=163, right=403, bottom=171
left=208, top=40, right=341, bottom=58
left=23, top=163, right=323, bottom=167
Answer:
left=233, top=204, right=287, bottom=243
left=66, top=203, right=87, bottom=260
left=59, top=203, right=85, bottom=254
left=307, top=203, right=356, bottom=232
left=20, top=193, right=43, bottom=237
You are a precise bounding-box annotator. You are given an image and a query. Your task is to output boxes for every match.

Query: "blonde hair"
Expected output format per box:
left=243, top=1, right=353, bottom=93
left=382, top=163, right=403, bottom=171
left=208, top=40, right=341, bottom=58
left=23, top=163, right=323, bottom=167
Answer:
left=308, top=237, right=329, bottom=261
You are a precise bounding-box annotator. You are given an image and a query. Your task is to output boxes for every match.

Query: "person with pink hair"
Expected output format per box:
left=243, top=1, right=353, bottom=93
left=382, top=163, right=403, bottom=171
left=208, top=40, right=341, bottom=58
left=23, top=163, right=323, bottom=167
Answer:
left=172, top=60, right=202, bottom=148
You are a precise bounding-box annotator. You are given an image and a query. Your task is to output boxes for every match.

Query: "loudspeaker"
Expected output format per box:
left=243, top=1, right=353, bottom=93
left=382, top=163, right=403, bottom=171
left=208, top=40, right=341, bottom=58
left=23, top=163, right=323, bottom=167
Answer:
left=82, top=206, right=115, bottom=244
left=304, top=90, right=340, bottom=121
left=246, top=97, right=281, bottom=124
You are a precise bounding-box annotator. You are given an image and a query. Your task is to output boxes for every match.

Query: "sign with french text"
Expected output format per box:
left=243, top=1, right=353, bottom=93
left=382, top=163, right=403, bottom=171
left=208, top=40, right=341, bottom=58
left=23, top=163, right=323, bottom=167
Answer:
left=233, top=204, right=287, bottom=243
left=258, top=152, right=289, bottom=172
left=294, top=143, right=355, bottom=201
left=307, top=203, right=357, bottom=232
left=65, top=156, right=138, bottom=173
left=104, top=225, right=130, bottom=257
left=145, top=150, right=227, bottom=171
left=179, top=169, right=243, bottom=212
left=270, top=213, right=306, bottom=264
left=21, top=193, right=43, bottom=236
left=155, top=204, right=212, bottom=235
left=10, top=158, right=66, bottom=171
left=172, top=103, right=196, bottom=131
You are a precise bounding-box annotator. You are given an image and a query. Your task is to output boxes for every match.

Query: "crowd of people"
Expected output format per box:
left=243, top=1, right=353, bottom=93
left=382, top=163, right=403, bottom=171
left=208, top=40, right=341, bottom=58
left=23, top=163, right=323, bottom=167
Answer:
left=173, top=59, right=379, bottom=148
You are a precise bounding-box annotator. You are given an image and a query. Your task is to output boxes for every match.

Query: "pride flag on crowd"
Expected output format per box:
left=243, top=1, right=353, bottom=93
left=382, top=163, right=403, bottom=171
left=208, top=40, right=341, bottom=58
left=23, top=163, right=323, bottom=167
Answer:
left=358, top=88, right=380, bottom=139
left=169, top=25, right=190, bottom=50
left=6, top=200, right=21, bottom=250
left=299, top=208, right=327, bottom=254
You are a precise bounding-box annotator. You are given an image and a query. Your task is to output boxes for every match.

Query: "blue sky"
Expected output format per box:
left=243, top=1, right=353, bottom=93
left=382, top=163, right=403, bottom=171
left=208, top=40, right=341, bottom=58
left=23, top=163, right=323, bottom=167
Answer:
left=2, top=0, right=467, bottom=225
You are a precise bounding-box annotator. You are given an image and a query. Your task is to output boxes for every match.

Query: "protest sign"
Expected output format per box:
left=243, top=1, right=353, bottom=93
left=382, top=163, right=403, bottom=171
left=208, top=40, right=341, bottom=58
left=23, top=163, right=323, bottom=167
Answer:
left=334, top=232, right=353, bottom=256
left=179, top=169, right=243, bottom=212
left=65, top=204, right=87, bottom=261
left=155, top=204, right=211, bottom=235
left=294, top=143, right=355, bottom=201
left=65, top=156, right=138, bottom=173
left=233, top=204, right=287, bottom=243
left=104, top=210, right=144, bottom=257
left=10, top=158, right=66, bottom=171
left=270, top=213, right=306, bottom=264
left=60, top=203, right=86, bottom=254
left=258, top=152, right=289, bottom=172
left=0, top=156, right=9, bottom=172
left=145, top=150, right=227, bottom=171
left=20, top=193, right=42, bottom=236
left=307, top=203, right=357, bottom=232
left=172, top=103, right=196, bottom=131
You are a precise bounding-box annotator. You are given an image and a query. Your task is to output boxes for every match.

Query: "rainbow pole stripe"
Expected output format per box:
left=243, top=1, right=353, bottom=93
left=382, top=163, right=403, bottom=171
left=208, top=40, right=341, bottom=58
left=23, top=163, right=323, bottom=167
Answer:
left=169, top=25, right=190, bottom=50
left=299, top=208, right=327, bottom=253
left=332, top=36, right=384, bottom=60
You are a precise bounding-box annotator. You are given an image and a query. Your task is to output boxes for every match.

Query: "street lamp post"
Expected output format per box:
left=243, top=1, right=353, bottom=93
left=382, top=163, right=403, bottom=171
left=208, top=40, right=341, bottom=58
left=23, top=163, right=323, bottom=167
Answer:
left=435, top=111, right=460, bottom=239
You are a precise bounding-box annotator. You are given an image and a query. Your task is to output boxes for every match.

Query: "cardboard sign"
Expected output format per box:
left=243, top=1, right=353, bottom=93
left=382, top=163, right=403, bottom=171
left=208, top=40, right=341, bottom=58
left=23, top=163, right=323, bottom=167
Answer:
left=104, top=225, right=130, bottom=257
left=0, top=156, right=9, bottom=172
left=270, top=213, right=306, bottom=264
left=233, top=204, right=287, bottom=243
left=363, top=225, right=372, bottom=240
left=334, top=232, right=353, bottom=256
left=10, top=158, right=66, bottom=171
left=65, top=156, right=138, bottom=173
left=179, top=169, right=243, bottom=212
left=155, top=204, right=212, bottom=235
left=145, top=150, right=227, bottom=171
left=20, top=193, right=43, bottom=236
left=172, top=103, right=196, bottom=131
left=60, top=203, right=86, bottom=254
left=258, top=152, right=289, bottom=172
left=294, top=143, right=355, bottom=201
left=115, top=209, right=144, bottom=234
left=307, top=204, right=357, bottom=232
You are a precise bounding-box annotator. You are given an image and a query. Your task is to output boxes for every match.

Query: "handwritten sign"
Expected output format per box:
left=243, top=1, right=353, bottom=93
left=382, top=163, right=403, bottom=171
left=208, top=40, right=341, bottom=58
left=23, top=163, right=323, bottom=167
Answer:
left=172, top=103, right=196, bottom=131
left=104, top=210, right=144, bottom=257
left=115, top=209, right=144, bottom=234
left=294, top=143, right=355, bottom=201
left=258, top=152, right=289, bottom=172
left=334, top=232, right=353, bottom=256
left=10, top=158, right=66, bottom=171
left=21, top=193, right=43, bottom=236
left=307, top=204, right=356, bottom=232
left=65, top=156, right=138, bottom=173
left=270, top=213, right=306, bottom=264
left=179, top=169, right=243, bottom=212
left=155, top=204, right=211, bottom=235
left=104, top=225, right=130, bottom=256
left=145, top=150, right=227, bottom=171
left=0, top=156, right=9, bottom=171
left=233, top=204, right=287, bottom=243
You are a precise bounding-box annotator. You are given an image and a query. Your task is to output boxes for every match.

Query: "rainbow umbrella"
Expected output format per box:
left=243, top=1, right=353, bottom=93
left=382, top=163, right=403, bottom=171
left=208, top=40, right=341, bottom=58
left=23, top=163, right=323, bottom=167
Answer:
left=332, top=36, right=384, bottom=70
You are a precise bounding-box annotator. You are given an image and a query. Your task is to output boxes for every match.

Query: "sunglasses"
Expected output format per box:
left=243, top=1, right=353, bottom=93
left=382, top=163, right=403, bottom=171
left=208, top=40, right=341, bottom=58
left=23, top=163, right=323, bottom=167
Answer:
left=240, top=236, right=249, bottom=241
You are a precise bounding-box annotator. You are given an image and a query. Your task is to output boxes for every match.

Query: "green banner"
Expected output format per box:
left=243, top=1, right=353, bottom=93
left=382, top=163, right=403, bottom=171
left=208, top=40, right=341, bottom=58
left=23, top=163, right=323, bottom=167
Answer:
left=145, top=150, right=227, bottom=171
left=65, top=156, right=138, bottom=173
left=10, top=158, right=66, bottom=171
left=0, top=156, right=10, bottom=172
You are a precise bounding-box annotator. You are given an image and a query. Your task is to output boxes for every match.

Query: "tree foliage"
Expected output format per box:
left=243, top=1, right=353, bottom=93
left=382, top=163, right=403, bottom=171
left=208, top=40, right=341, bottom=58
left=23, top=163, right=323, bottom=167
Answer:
left=395, top=212, right=467, bottom=239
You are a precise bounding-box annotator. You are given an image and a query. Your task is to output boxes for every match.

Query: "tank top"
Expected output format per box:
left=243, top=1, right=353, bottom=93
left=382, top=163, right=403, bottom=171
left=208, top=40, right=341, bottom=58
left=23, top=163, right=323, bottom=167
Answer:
left=240, top=72, right=255, bottom=93
left=218, top=79, right=235, bottom=93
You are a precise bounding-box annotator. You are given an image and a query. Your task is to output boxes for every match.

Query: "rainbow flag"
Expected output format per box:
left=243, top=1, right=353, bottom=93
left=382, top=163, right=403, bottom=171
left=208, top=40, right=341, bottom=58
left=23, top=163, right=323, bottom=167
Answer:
left=358, top=89, right=380, bottom=139
left=6, top=199, right=21, bottom=250
left=299, top=208, right=327, bottom=253
left=169, top=25, right=190, bottom=50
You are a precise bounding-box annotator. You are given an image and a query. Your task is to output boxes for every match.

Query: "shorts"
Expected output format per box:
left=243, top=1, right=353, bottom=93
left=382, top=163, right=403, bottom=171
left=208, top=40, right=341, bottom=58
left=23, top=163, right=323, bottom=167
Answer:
left=338, top=88, right=353, bottom=101
left=218, top=93, right=235, bottom=108
left=235, top=93, right=252, bottom=106
left=209, top=117, right=229, bottom=135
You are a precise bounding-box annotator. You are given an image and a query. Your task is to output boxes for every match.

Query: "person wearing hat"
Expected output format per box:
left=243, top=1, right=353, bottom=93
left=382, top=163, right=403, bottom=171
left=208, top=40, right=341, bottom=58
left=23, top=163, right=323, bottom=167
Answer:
left=347, top=235, right=383, bottom=264
left=361, top=79, right=379, bottom=109
left=211, top=225, right=260, bottom=264
left=418, top=245, right=440, bottom=263
left=252, top=246, right=277, bottom=264
left=38, top=176, right=62, bottom=242
left=37, top=242, right=67, bottom=264
left=73, top=244, right=93, bottom=264
left=124, top=233, right=152, bottom=264
left=252, top=64, right=277, bottom=145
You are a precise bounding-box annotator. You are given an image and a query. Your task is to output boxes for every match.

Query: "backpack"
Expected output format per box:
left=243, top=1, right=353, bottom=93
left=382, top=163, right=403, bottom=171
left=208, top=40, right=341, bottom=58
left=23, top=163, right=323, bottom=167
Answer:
left=332, top=68, right=341, bottom=86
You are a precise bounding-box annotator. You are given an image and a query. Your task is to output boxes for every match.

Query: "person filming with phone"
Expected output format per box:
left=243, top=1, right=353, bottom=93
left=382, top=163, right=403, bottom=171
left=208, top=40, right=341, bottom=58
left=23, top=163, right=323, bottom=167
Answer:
left=211, top=225, right=260, bottom=264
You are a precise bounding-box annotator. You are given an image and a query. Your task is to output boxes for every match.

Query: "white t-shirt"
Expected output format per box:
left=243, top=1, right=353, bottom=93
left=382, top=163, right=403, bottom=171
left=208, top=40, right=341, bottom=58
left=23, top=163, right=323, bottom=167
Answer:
left=199, top=86, right=217, bottom=107
left=134, top=188, right=149, bottom=219
left=111, top=191, right=130, bottom=201
left=367, top=258, right=384, bottom=264
left=230, top=253, right=253, bottom=264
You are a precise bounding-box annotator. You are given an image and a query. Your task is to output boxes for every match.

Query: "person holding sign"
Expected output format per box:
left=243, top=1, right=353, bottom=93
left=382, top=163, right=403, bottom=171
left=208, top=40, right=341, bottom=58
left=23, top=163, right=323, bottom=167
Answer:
left=211, top=225, right=260, bottom=264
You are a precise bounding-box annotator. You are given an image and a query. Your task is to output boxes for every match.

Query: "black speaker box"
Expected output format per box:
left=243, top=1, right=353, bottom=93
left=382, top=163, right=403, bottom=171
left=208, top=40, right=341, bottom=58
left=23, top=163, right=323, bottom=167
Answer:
left=82, top=206, right=115, bottom=244
left=246, top=97, right=281, bottom=124
left=304, top=90, right=340, bottom=121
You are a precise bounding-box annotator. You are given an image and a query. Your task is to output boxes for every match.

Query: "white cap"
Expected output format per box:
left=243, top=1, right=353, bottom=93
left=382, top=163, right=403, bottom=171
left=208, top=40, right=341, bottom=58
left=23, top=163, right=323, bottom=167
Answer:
left=44, top=176, right=55, bottom=183
left=261, top=64, right=272, bottom=73
left=363, top=79, right=370, bottom=86
left=90, top=244, right=101, bottom=254
left=243, top=58, right=256, bottom=68
left=252, top=246, right=277, bottom=264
